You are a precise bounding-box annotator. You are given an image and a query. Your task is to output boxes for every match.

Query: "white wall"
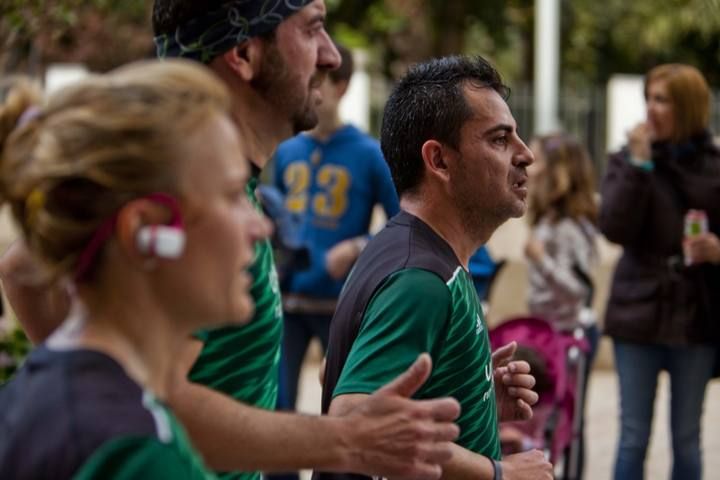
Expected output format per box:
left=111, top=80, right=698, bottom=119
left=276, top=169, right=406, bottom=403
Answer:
left=338, top=50, right=370, bottom=133
left=606, top=74, right=645, bottom=153
left=45, top=63, right=89, bottom=95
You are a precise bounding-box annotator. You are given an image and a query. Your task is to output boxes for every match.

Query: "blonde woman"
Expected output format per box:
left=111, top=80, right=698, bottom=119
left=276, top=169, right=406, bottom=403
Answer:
left=0, top=60, right=269, bottom=478
left=525, top=132, right=599, bottom=479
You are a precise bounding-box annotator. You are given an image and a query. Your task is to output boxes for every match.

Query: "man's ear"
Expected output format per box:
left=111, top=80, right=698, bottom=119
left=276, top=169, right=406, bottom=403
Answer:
left=219, top=38, right=265, bottom=82
left=421, top=139, right=451, bottom=183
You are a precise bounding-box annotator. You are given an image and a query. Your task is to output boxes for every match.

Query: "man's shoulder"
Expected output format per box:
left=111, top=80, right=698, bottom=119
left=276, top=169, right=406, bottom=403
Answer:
left=373, top=268, right=451, bottom=308
left=372, top=213, right=460, bottom=279
left=335, top=213, right=460, bottom=311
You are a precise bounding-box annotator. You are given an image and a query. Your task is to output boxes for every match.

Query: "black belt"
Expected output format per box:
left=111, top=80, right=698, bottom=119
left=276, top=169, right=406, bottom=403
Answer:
left=282, top=293, right=337, bottom=315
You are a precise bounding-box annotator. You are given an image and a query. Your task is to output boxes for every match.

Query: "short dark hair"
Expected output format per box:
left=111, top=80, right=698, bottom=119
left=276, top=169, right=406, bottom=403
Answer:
left=329, top=44, right=354, bottom=84
left=380, top=55, right=509, bottom=197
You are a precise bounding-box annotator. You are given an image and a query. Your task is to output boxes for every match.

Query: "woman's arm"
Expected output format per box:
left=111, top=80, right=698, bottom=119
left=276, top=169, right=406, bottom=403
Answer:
left=598, top=152, right=655, bottom=247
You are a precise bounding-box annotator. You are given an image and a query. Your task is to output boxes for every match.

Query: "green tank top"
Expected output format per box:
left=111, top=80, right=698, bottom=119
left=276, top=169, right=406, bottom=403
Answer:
left=335, top=267, right=501, bottom=459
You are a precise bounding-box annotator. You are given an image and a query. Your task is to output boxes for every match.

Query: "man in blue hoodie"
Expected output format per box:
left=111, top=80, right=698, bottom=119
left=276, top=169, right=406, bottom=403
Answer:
left=273, top=44, right=399, bottom=413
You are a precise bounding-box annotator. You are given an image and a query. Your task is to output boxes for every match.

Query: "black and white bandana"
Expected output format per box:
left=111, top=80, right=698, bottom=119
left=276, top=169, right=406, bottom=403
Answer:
left=154, top=0, right=313, bottom=63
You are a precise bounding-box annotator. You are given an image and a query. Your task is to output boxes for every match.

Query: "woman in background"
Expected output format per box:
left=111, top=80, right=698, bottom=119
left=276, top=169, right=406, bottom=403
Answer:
left=600, top=63, right=720, bottom=480
left=525, top=132, right=599, bottom=479
left=0, top=59, right=269, bottom=479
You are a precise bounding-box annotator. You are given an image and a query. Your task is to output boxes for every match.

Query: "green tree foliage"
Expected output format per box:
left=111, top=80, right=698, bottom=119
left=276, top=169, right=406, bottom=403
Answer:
left=0, top=323, right=31, bottom=384
left=328, top=0, right=720, bottom=85
left=564, top=0, right=720, bottom=85
left=5, top=1, right=717, bottom=84
left=2, top=0, right=718, bottom=82
left=327, top=0, right=517, bottom=79
left=1, top=0, right=151, bottom=73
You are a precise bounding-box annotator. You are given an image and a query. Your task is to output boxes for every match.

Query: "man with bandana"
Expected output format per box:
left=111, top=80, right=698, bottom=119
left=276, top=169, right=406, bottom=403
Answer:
left=0, top=2, right=462, bottom=480
left=154, top=9, right=539, bottom=478
left=153, top=5, right=464, bottom=479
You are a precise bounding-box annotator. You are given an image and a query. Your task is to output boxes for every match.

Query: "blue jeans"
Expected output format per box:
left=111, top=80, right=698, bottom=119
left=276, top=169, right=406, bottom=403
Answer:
left=277, top=312, right=333, bottom=411
left=612, top=341, right=716, bottom=480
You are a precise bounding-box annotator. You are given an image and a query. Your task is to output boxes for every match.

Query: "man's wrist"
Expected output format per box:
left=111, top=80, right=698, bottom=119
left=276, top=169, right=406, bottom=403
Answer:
left=311, top=415, right=355, bottom=473
left=492, top=459, right=503, bottom=480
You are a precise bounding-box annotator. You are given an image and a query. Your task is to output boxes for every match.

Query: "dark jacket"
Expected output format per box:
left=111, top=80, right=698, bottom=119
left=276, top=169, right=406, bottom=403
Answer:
left=600, top=130, right=720, bottom=346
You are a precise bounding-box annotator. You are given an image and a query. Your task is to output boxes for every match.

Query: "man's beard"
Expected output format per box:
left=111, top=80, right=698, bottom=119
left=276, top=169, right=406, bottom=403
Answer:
left=251, top=42, right=319, bottom=134
left=451, top=156, right=518, bottom=241
left=454, top=182, right=489, bottom=241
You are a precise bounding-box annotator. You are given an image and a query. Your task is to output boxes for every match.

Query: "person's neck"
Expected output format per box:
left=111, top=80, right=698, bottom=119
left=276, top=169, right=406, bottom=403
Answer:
left=48, top=283, right=181, bottom=400
left=231, top=97, right=289, bottom=170
left=310, top=113, right=343, bottom=142
left=400, top=195, right=495, bottom=269
left=210, top=60, right=297, bottom=170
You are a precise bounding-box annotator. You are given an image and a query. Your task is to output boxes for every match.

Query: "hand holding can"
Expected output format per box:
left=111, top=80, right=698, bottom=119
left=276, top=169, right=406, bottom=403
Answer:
left=683, top=209, right=708, bottom=265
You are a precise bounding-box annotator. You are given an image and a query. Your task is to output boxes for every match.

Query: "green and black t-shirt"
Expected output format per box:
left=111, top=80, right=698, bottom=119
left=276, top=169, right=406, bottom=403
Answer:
left=189, top=173, right=283, bottom=480
left=0, top=347, right=214, bottom=480
left=316, top=211, right=500, bottom=480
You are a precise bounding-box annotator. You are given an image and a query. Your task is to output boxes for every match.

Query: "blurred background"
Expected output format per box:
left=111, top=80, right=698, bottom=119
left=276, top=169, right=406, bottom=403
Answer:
left=2, top=0, right=720, bottom=171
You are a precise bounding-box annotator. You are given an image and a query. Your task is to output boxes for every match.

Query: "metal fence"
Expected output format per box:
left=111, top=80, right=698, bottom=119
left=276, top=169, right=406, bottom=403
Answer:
left=507, top=84, right=720, bottom=178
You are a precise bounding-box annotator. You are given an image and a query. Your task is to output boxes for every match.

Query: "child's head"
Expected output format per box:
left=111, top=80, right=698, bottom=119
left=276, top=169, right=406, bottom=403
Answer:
left=514, top=345, right=552, bottom=395
left=527, top=132, right=597, bottom=226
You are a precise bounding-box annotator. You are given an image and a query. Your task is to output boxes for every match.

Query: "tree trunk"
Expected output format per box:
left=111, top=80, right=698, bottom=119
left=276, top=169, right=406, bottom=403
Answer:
left=431, top=1, right=468, bottom=56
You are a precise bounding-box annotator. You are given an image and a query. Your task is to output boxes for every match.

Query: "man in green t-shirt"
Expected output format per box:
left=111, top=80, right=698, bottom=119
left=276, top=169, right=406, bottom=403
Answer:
left=150, top=2, right=459, bottom=478
left=0, top=2, right=462, bottom=480
left=317, top=56, right=554, bottom=480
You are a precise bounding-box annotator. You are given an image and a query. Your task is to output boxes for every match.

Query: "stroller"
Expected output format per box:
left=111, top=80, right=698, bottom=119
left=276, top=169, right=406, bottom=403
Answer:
left=489, top=316, right=590, bottom=480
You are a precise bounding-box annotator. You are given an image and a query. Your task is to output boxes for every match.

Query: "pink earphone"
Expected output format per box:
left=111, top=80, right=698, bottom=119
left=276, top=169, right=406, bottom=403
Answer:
left=134, top=192, right=185, bottom=259
left=74, top=192, right=186, bottom=281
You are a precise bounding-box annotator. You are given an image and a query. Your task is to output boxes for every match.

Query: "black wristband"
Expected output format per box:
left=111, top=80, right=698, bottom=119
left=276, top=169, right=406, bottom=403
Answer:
left=492, top=459, right=503, bottom=480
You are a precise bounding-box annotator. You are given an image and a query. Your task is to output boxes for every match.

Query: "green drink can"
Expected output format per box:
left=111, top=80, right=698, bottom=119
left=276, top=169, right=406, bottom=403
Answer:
left=684, top=209, right=708, bottom=237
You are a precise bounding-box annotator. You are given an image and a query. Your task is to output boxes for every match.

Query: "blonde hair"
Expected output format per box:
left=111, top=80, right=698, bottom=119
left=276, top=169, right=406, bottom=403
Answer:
left=0, top=76, right=43, bottom=155
left=0, top=59, right=231, bottom=279
left=528, top=133, right=598, bottom=226
left=645, top=63, right=711, bottom=143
